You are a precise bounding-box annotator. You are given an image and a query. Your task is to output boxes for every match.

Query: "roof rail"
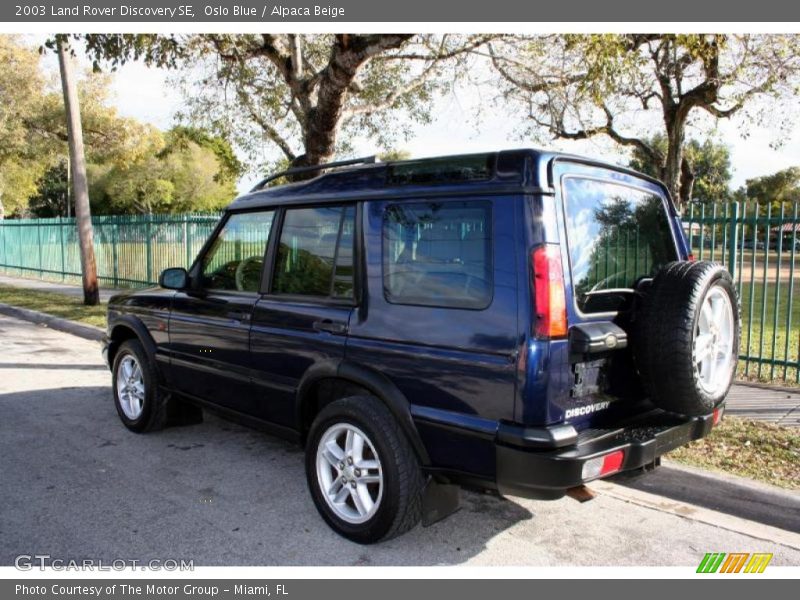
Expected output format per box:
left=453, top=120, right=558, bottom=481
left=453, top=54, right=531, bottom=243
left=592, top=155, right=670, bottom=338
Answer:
left=249, top=155, right=377, bottom=192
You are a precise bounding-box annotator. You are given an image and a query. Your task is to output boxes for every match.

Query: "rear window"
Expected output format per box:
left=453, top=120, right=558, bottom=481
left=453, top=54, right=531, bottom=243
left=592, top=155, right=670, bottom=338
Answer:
left=563, top=177, right=677, bottom=314
left=383, top=201, right=492, bottom=309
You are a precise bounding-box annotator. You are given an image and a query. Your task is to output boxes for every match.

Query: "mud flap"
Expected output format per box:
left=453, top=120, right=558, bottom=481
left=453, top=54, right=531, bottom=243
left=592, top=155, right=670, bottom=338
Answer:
left=421, top=479, right=461, bottom=527
left=165, top=393, right=204, bottom=427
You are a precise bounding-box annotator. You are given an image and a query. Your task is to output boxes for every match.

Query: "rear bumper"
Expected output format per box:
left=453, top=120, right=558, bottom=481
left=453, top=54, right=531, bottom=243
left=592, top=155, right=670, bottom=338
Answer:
left=495, top=407, right=720, bottom=500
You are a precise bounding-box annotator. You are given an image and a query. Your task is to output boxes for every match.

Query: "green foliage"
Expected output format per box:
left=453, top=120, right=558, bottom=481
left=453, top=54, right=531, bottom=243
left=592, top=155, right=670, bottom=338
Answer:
left=68, top=33, right=495, bottom=171
left=744, top=167, right=800, bottom=204
left=379, top=149, right=413, bottom=162
left=492, top=34, right=800, bottom=206
left=50, top=34, right=185, bottom=71
left=163, top=126, right=243, bottom=184
left=0, top=36, right=50, bottom=218
left=0, top=36, right=238, bottom=218
left=27, top=161, right=69, bottom=217
left=88, top=128, right=237, bottom=215
left=630, top=136, right=733, bottom=203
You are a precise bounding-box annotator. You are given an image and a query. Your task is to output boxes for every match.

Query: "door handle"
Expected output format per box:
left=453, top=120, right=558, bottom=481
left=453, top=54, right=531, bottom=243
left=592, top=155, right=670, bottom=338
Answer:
left=312, top=319, right=348, bottom=335
left=228, top=310, right=252, bottom=322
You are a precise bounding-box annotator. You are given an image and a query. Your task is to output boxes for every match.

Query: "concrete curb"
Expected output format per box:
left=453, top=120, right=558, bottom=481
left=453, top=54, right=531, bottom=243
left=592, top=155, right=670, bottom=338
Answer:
left=662, top=458, right=800, bottom=500
left=0, top=302, right=104, bottom=342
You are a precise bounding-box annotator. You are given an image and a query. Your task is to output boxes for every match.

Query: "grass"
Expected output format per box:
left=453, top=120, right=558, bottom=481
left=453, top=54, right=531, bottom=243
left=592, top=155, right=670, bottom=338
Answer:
left=669, top=416, right=800, bottom=490
left=737, top=280, right=800, bottom=384
left=0, top=284, right=107, bottom=328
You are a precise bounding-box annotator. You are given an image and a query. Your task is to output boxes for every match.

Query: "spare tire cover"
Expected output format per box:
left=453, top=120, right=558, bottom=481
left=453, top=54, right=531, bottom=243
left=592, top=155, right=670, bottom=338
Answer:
left=633, top=261, right=740, bottom=416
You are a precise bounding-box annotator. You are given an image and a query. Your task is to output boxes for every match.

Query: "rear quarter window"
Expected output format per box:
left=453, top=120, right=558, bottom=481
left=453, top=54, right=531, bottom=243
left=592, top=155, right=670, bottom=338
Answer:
left=562, top=176, right=677, bottom=314
left=382, top=200, right=493, bottom=309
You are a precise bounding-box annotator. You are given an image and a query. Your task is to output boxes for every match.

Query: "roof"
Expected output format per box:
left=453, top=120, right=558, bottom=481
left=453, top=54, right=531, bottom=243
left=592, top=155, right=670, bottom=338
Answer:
left=226, top=148, right=662, bottom=211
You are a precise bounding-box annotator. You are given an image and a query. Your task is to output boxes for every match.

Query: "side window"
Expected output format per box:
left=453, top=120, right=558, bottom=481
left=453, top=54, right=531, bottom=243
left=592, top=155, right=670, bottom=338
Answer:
left=200, top=211, right=275, bottom=292
left=383, top=201, right=492, bottom=309
left=272, top=205, right=355, bottom=299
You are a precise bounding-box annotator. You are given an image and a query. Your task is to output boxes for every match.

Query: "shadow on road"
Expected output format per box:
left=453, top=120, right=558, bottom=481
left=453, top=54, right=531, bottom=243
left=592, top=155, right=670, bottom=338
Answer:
left=0, top=385, right=533, bottom=565
left=610, top=465, right=800, bottom=533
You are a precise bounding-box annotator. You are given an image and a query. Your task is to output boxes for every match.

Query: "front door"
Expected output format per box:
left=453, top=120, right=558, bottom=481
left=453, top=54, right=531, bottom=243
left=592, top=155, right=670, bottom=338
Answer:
left=167, top=210, right=276, bottom=414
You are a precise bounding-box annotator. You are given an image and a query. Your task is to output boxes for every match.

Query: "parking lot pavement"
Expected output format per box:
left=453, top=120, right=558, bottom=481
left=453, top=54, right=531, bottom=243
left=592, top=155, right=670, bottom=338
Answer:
left=1, top=313, right=799, bottom=567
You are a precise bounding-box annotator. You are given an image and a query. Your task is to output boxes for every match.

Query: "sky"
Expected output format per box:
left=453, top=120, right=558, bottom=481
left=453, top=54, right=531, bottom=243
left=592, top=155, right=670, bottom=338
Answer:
left=34, top=35, right=800, bottom=195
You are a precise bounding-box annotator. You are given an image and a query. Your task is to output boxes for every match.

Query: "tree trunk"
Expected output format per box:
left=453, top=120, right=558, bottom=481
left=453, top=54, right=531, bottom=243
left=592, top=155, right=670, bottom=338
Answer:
left=663, top=118, right=686, bottom=209
left=58, top=38, right=99, bottom=306
left=679, top=157, right=696, bottom=206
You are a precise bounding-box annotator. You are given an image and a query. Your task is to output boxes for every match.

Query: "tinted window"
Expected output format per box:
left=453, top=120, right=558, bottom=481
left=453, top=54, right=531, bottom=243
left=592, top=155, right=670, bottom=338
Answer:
left=563, top=177, right=677, bottom=314
left=383, top=201, right=492, bottom=309
left=272, top=205, right=355, bottom=298
left=200, top=211, right=274, bottom=292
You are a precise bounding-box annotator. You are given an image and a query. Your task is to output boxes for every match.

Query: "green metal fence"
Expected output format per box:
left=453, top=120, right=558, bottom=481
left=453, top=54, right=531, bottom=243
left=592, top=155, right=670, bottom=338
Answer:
left=1, top=202, right=799, bottom=384
left=684, top=201, right=800, bottom=384
left=0, top=213, right=221, bottom=288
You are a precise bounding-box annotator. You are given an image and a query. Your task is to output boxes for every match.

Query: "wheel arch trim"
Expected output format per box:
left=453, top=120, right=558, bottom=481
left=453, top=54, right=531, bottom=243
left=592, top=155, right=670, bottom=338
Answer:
left=107, top=315, right=160, bottom=373
left=296, top=359, right=432, bottom=466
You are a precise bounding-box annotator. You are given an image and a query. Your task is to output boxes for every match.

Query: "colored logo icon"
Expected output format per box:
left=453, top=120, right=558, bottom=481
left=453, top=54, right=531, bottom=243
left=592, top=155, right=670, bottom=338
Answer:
left=697, top=553, right=773, bottom=573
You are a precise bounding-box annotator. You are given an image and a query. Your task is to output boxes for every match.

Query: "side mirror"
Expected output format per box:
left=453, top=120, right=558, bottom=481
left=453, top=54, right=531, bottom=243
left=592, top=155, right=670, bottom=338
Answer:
left=159, top=267, right=189, bottom=290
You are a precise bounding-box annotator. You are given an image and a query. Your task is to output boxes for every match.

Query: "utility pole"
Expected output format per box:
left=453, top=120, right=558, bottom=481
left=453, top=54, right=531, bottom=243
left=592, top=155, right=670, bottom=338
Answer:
left=57, top=36, right=99, bottom=305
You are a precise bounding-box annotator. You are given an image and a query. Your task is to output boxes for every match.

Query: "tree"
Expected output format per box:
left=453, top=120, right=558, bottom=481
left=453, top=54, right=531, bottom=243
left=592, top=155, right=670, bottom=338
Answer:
left=28, top=161, right=69, bottom=217
left=490, top=34, right=800, bottom=207
left=0, top=36, right=49, bottom=218
left=89, top=128, right=237, bottom=215
left=162, top=126, right=243, bottom=185
left=31, top=70, right=163, bottom=169
left=629, top=136, right=732, bottom=204
left=73, top=34, right=497, bottom=171
left=743, top=167, right=800, bottom=206
left=58, top=36, right=99, bottom=306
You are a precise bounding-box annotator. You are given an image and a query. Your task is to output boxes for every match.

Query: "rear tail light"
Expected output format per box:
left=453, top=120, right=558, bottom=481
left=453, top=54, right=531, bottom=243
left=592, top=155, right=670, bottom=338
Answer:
left=687, top=253, right=696, bottom=262
left=582, top=450, right=625, bottom=481
left=531, top=244, right=568, bottom=338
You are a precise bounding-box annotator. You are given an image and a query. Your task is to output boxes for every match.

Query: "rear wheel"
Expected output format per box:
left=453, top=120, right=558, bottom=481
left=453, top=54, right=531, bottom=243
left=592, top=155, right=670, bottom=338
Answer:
left=634, top=261, right=740, bottom=416
left=305, top=396, right=424, bottom=543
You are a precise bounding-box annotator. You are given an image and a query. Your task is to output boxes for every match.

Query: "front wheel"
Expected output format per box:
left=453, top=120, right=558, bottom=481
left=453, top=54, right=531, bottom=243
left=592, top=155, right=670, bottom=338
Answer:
left=305, top=396, right=424, bottom=543
left=112, top=339, right=190, bottom=432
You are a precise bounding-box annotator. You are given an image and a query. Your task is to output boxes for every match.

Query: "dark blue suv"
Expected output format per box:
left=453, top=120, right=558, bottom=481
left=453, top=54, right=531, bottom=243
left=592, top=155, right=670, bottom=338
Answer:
left=103, top=150, right=739, bottom=543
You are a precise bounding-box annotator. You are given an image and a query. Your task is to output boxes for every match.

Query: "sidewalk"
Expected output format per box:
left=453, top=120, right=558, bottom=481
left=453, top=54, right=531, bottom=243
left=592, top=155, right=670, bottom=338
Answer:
left=1, top=272, right=799, bottom=426
left=726, top=384, right=800, bottom=427
left=0, top=273, right=122, bottom=303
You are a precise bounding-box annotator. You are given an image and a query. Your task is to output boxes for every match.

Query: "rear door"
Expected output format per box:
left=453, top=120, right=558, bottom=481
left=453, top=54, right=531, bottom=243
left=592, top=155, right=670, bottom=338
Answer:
left=552, top=162, right=680, bottom=424
left=248, top=203, right=357, bottom=427
left=346, top=196, right=519, bottom=478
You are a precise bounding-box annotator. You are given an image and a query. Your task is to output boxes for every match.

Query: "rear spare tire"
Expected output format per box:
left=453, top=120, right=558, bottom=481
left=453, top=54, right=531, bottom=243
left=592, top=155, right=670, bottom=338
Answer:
left=634, top=260, right=740, bottom=416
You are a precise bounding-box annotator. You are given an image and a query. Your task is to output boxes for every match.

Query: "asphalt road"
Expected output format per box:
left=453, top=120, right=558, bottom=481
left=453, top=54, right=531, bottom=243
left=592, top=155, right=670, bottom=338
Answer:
left=1, top=314, right=799, bottom=567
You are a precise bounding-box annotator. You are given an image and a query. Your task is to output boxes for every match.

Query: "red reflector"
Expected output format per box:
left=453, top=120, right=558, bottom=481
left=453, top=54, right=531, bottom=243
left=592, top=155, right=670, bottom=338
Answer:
left=600, top=450, right=625, bottom=476
left=532, top=245, right=568, bottom=338
left=687, top=253, right=696, bottom=262
left=712, top=407, right=723, bottom=426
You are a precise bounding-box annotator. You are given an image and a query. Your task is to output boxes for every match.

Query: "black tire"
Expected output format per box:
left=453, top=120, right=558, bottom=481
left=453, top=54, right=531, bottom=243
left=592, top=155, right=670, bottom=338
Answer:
left=634, top=261, right=740, bottom=416
left=112, top=339, right=179, bottom=433
left=305, top=396, right=425, bottom=544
